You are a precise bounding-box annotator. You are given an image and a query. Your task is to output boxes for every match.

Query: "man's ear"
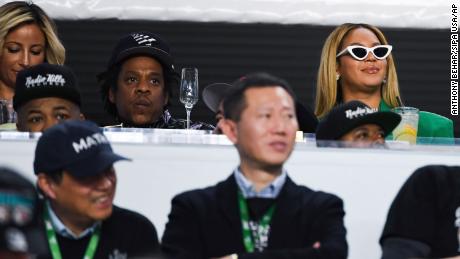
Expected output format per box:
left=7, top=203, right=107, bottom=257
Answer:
left=164, top=92, right=169, bottom=107
left=108, top=88, right=116, bottom=103
left=220, top=119, right=238, bottom=145
left=79, top=113, right=85, bottom=120
left=37, top=173, right=58, bottom=200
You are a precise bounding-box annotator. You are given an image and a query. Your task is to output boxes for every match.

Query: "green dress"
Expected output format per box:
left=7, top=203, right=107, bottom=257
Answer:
left=379, top=101, right=454, bottom=144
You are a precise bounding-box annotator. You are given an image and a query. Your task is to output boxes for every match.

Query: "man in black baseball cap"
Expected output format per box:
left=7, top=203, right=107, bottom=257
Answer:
left=315, top=100, right=401, bottom=148
left=34, top=120, right=160, bottom=258
left=98, top=31, right=213, bottom=130
left=0, top=167, right=46, bottom=258
left=13, top=63, right=84, bottom=132
left=202, top=82, right=232, bottom=133
left=203, top=80, right=318, bottom=134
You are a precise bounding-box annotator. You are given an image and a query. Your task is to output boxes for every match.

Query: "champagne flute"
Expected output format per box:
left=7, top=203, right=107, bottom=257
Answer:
left=180, top=68, right=199, bottom=129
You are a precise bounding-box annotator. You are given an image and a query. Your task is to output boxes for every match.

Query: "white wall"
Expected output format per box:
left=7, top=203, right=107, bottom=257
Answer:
left=1, top=0, right=451, bottom=28
left=0, top=137, right=458, bottom=259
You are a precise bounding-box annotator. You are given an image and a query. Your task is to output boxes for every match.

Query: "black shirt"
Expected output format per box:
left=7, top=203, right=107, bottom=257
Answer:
left=38, top=205, right=159, bottom=259
left=113, top=109, right=215, bottom=130
left=380, top=165, right=460, bottom=258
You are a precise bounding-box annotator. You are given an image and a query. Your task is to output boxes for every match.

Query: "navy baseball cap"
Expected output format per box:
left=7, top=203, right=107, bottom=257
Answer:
left=0, top=167, right=46, bottom=254
left=13, top=63, right=81, bottom=111
left=33, top=120, right=130, bottom=178
left=316, top=100, right=401, bottom=141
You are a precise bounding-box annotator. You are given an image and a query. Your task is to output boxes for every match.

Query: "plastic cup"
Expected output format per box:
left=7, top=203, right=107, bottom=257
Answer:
left=391, top=107, right=419, bottom=144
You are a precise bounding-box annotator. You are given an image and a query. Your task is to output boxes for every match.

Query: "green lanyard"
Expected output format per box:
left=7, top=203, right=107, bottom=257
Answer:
left=237, top=191, right=276, bottom=253
left=43, top=206, right=101, bottom=259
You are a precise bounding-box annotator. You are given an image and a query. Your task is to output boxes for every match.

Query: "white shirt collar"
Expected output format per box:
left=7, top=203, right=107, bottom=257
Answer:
left=234, top=167, right=287, bottom=198
left=46, top=202, right=99, bottom=240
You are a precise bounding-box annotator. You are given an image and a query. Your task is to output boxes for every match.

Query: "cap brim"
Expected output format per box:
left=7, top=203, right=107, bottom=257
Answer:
left=340, top=111, right=402, bottom=139
left=295, top=101, right=318, bottom=133
left=116, top=46, right=173, bottom=70
left=202, top=83, right=232, bottom=113
left=66, top=151, right=130, bottom=178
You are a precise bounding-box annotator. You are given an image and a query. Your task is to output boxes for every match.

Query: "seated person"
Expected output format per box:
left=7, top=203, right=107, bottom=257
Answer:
left=315, top=100, right=401, bottom=148
left=34, top=120, right=160, bottom=258
left=98, top=31, right=213, bottom=130
left=0, top=166, right=47, bottom=259
left=314, top=23, right=454, bottom=142
left=0, top=1, right=66, bottom=126
left=380, top=165, right=460, bottom=259
left=203, top=81, right=318, bottom=134
left=202, top=82, right=233, bottom=134
left=13, top=63, right=84, bottom=132
left=162, top=73, right=347, bottom=259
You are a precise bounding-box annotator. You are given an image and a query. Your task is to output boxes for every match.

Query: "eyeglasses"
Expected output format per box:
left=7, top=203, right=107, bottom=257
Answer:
left=336, top=45, right=392, bottom=61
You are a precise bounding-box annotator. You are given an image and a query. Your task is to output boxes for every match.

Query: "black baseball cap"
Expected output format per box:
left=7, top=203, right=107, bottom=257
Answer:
left=316, top=100, right=401, bottom=141
left=0, top=167, right=46, bottom=254
left=13, top=63, right=81, bottom=111
left=295, top=101, right=318, bottom=133
left=202, top=83, right=233, bottom=113
left=203, top=81, right=318, bottom=132
left=34, top=120, right=130, bottom=178
left=100, top=31, right=175, bottom=77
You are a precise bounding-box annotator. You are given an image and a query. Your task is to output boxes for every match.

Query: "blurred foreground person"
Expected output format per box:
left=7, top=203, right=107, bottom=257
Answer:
left=381, top=165, right=460, bottom=259
left=34, top=120, right=159, bottom=258
left=163, top=73, right=347, bottom=259
left=0, top=166, right=46, bottom=259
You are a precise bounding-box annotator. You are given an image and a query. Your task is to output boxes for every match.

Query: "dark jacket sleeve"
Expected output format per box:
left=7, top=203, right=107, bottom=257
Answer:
left=162, top=193, right=206, bottom=259
left=162, top=188, right=347, bottom=259
left=379, top=165, right=456, bottom=258
left=238, top=194, right=347, bottom=259
left=122, top=208, right=160, bottom=257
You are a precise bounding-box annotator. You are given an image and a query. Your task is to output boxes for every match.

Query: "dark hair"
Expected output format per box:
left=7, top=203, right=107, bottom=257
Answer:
left=98, top=56, right=179, bottom=118
left=36, top=170, right=62, bottom=199
left=47, top=170, right=63, bottom=183
left=223, top=72, right=296, bottom=121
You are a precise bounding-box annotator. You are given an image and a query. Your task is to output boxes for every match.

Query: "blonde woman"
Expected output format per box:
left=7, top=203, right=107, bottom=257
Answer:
left=315, top=23, right=453, bottom=140
left=0, top=1, right=65, bottom=114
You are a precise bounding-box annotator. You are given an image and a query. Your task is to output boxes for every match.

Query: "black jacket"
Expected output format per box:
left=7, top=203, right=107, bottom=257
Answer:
left=381, top=165, right=460, bottom=258
left=162, top=175, right=347, bottom=259
left=37, top=205, right=160, bottom=259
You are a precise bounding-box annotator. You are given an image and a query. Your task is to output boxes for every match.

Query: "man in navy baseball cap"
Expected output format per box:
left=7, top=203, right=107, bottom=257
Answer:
left=33, top=120, right=160, bottom=258
left=34, top=120, right=128, bottom=178
left=13, top=63, right=84, bottom=132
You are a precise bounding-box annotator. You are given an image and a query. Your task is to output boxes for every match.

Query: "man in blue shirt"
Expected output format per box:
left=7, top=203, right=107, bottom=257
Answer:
left=34, top=120, right=159, bottom=259
left=162, top=73, right=347, bottom=259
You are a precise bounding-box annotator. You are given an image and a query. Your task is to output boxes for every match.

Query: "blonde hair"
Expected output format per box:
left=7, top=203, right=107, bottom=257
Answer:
left=0, top=1, right=65, bottom=65
left=314, top=23, right=400, bottom=118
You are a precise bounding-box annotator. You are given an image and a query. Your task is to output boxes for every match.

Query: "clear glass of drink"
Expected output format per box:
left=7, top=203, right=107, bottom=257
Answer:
left=391, top=107, right=419, bottom=144
left=179, top=68, right=199, bottom=129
